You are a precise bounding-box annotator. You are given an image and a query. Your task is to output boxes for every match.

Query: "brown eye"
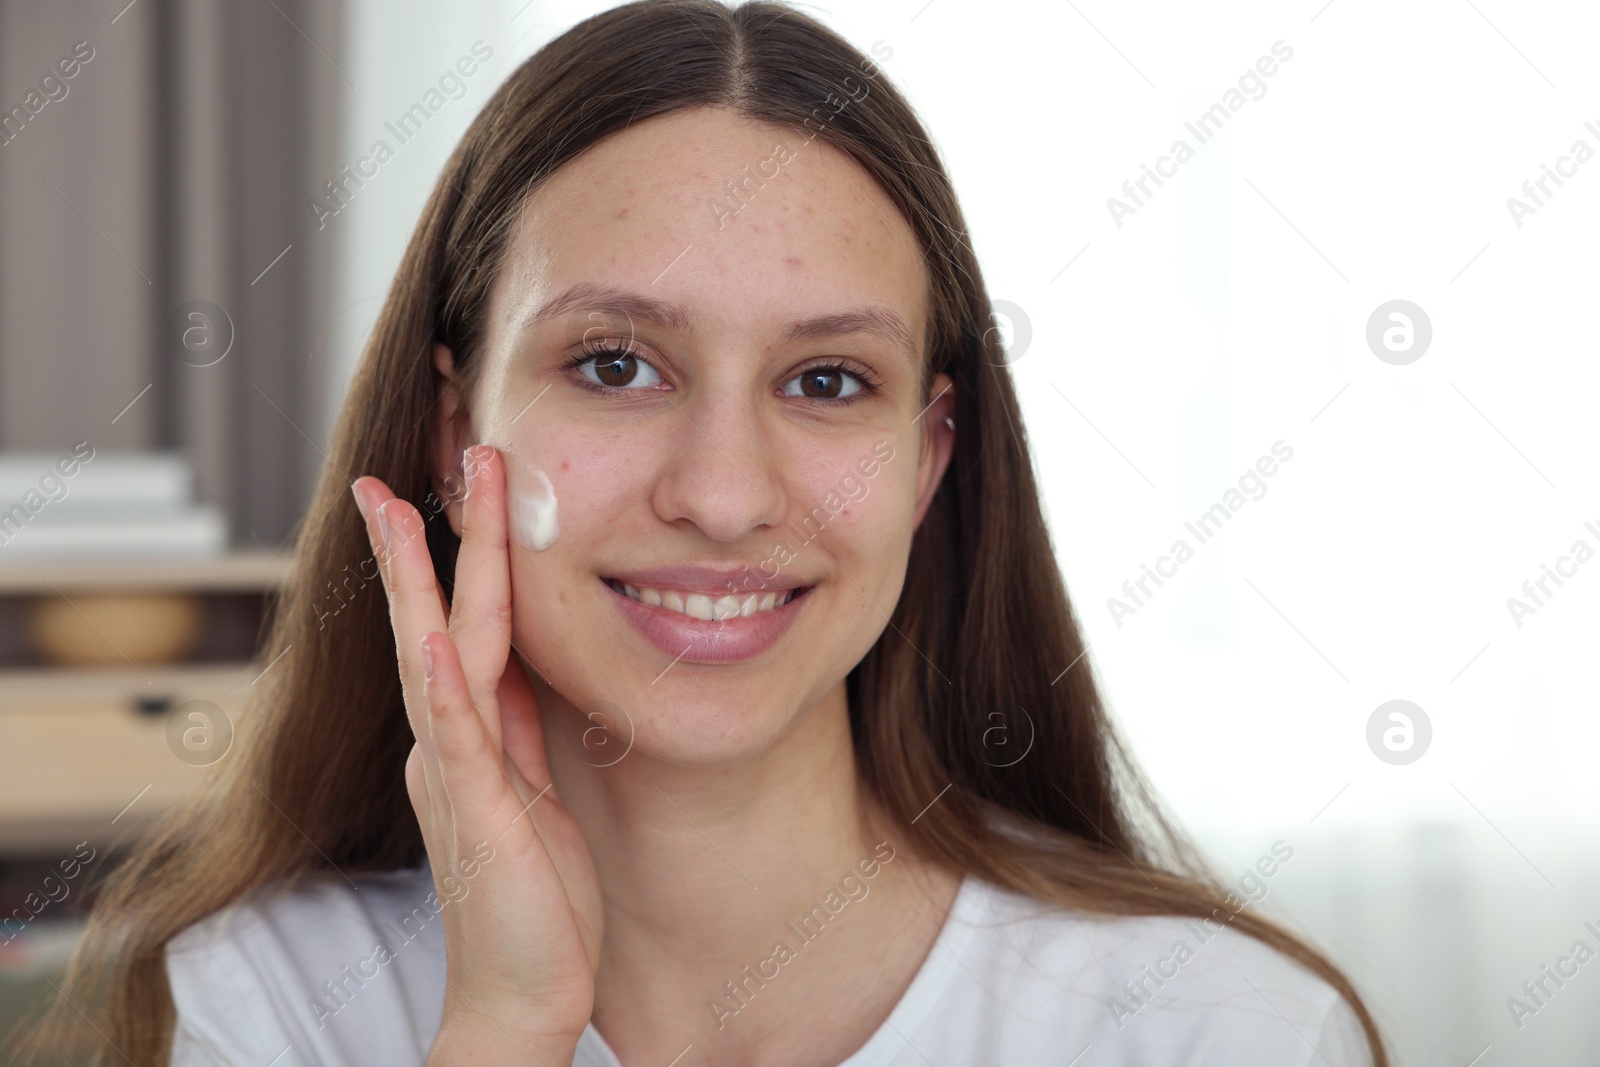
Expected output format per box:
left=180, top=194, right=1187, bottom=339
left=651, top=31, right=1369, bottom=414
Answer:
left=574, top=344, right=664, bottom=390
left=594, top=351, right=637, bottom=387
left=782, top=365, right=864, bottom=401
left=801, top=370, right=842, bottom=397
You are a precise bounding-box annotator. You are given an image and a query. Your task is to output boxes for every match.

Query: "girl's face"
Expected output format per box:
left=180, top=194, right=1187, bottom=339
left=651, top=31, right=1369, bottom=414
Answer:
left=432, top=106, right=955, bottom=768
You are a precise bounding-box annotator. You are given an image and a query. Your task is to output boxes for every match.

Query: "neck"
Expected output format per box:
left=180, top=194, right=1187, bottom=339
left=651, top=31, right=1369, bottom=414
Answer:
left=539, top=679, right=959, bottom=1065
left=543, top=678, right=889, bottom=961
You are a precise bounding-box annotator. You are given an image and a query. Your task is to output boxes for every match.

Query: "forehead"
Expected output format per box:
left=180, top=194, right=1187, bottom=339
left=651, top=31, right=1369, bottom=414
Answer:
left=486, top=106, right=928, bottom=360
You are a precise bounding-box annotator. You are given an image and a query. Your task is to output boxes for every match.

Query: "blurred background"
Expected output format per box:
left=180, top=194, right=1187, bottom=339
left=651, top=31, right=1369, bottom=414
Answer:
left=1, top=0, right=1596, bottom=1064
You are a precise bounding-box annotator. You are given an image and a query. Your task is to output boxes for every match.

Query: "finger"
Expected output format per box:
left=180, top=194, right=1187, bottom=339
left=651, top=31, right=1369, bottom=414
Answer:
left=498, top=658, right=586, bottom=883
left=404, top=741, right=445, bottom=847
left=375, top=496, right=452, bottom=729
left=422, top=632, right=549, bottom=859
left=351, top=476, right=401, bottom=570
left=353, top=478, right=448, bottom=805
left=499, top=651, right=552, bottom=790
left=352, top=476, right=449, bottom=620
left=449, top=445, right=513, bottom=742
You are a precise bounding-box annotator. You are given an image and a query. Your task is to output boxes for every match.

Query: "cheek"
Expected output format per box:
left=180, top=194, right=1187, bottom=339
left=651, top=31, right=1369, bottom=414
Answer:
left=788, top=442, right=912, bottom=568
left=496, top=431, right=640, bottom=592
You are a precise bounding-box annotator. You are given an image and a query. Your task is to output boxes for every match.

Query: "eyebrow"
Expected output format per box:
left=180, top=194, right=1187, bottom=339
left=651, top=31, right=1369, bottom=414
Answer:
left=529, top=282, right=691, bottom=333
left=526, top=282, right=918, bottom=363
left=780, top=307, right=917, bottom=365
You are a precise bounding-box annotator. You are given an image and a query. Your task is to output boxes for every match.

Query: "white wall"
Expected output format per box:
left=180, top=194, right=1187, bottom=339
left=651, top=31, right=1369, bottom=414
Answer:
left=329, top=2, right=1600, bottom=1062
left=318, top=0, right=522, bottom=437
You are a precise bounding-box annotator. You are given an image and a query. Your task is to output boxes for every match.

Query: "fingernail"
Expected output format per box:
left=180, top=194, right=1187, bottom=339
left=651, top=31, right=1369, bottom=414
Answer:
left=351, top=480, right=372, bottom=524
left=376, top=500, right=393, bottom=551
left=420, top=636, right=434, bottom=680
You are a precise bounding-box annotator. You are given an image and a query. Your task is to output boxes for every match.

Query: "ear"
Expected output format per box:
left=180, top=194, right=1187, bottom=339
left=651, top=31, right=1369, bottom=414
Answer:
left=429, top=342, right=473, bottom=538
left=911, top=372, right=955, bottom=532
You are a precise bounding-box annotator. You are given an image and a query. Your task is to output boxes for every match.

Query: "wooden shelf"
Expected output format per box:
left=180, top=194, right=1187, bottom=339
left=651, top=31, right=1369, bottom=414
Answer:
left=0, top=553, right=291, bottom=850
left=0, top=663, right=259, bottom=705
left=0, top=663, right=258, bottom=851
left=0, top=550, right=291, bottom=594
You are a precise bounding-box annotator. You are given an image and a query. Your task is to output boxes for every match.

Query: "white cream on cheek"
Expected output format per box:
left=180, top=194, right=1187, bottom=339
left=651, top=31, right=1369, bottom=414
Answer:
left=507, top=459, right=560, bottom=551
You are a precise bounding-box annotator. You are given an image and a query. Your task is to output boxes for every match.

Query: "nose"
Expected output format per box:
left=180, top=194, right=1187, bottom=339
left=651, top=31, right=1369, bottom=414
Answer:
left=650, top=389, right=787, bottom=543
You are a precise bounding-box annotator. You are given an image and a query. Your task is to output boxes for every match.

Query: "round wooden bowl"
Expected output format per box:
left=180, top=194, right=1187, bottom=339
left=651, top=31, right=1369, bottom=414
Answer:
left=28, top=592, right=203, bottom=666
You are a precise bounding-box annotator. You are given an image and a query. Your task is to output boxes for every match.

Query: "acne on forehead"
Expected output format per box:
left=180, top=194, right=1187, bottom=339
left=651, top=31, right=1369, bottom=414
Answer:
left=489, top=111, right=927, bottom=357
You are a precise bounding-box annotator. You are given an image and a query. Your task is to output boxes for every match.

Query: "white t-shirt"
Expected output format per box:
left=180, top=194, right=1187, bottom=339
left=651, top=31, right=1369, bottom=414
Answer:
left=165, top=863, right=1372, bottom=1066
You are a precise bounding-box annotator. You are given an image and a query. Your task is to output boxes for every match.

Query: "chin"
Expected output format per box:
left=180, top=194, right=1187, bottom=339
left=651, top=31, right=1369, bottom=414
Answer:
left=556, top=677, right=809, bottom=771
left=634, top=698, right=794, bottom=768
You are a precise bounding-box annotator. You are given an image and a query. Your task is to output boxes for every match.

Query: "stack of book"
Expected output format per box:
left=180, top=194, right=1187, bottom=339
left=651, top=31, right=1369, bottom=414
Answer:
left=0, top=450, right=226, bottom=560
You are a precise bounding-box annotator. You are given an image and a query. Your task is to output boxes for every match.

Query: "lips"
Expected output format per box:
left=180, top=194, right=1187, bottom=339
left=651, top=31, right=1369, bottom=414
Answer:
left=600, top=576, right=811, bottom=664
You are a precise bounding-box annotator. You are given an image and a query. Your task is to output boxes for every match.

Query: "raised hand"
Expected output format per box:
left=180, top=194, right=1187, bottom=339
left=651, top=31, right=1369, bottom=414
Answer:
left=351, top=445, right=601, bottom=1065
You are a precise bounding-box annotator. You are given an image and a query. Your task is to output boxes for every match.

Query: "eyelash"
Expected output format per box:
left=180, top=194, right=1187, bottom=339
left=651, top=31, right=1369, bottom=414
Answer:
left=562, top=340, right=882, bottom=406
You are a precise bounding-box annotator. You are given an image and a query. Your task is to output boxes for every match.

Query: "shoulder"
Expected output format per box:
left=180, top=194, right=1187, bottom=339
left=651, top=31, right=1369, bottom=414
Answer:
left=914, top=877, right=1373, bottom=1066
left=165, top=864, right=448, bottom=1067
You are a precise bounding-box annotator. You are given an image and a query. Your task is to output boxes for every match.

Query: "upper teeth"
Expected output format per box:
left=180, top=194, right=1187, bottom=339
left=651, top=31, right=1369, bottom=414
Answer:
left=610, top=580, right=794, bottom=620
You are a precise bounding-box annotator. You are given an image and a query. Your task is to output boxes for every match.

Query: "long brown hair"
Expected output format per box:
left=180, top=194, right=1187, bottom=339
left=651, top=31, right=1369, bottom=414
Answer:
left=16, top=2, right=1387, bottom=1063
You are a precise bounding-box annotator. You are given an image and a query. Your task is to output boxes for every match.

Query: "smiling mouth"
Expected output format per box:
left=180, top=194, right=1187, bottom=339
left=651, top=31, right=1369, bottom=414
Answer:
left=602, top=578, right=811, bottom=621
